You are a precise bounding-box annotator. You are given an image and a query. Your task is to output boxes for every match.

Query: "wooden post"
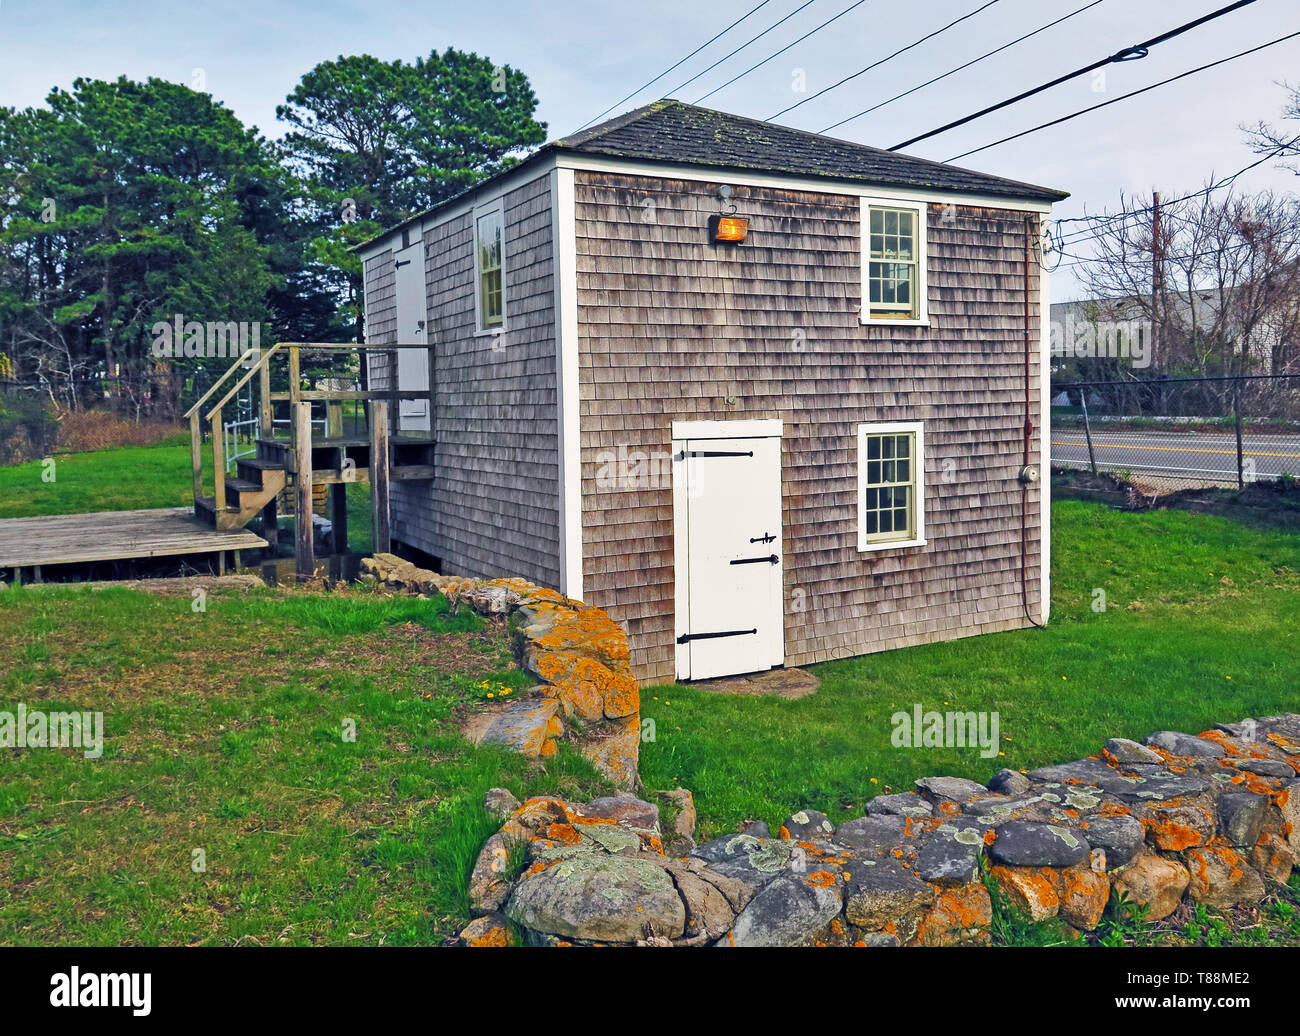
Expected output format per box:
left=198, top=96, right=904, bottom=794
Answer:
left=190, top=412, right=203, bottom=500
left=259, top=358, right=272, bottom=438
left=210, top=411, right=225, bottom=506
left=289, top=346, right=301, bottom=408
left=261, top=496, right=278, bottom=559
left=370, top=399, right=391, bottom=554
left=294, top=401, right=315, bottom=580
left=327, top=399, right=343, bottom=439
left=331, top=482, right=348, bottom=556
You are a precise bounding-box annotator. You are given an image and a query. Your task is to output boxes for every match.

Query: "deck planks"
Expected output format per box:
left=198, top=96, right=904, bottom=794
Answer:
left=0, top=508, right=267, bottom=569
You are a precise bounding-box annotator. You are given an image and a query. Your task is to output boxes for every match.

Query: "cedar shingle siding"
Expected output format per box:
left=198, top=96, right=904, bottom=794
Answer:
left=370, top=172, right=562, bottom=586
left=572, top=171, right=1044, bottom=683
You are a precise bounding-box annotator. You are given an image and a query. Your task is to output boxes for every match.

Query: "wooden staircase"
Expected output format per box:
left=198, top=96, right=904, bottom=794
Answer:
left=184, top=341, right=435, bottom=577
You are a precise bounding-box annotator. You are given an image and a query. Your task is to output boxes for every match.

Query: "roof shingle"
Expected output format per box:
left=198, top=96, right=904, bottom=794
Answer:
left=555, top=100, right=1068, bottom=202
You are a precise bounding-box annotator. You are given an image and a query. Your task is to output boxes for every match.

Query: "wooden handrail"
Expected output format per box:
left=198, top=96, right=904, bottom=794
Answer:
left=188, top=339, right=433, bottom=516
left=204, top=343, right=284, bottom=423
left=182, top=345, right=264, bottom=419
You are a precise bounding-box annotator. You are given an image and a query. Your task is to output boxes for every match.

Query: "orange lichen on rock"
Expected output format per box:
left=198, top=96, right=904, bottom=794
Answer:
left=911, top=883, right=993, bottom=947
left=805, top=870, right=837, bottom=888
left=1049, top=864, right=1110, bottom=931
left=990, top=866, right=1059, bottom=922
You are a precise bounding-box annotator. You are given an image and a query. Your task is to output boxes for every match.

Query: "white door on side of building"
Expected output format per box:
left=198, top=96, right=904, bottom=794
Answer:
left=674, top=431, right=784, bottom=681
left=393, top=240, right=429, bottom=433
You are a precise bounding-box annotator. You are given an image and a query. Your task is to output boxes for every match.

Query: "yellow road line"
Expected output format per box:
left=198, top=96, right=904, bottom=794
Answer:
left=1051, top=440, right=1300, bottom=458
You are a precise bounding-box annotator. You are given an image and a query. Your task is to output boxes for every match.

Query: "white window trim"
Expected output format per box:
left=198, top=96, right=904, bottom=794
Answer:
left=473, top=198, right=506, bottom=337
left=860, top=196, right=928, bottom=327
left=856, top=420, right=926, bottom=552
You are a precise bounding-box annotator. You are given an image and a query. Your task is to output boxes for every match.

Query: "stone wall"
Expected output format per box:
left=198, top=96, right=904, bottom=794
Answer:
left=359, top=554, right=640, bottom=787
left=461, top=714, right=1300, bottom=947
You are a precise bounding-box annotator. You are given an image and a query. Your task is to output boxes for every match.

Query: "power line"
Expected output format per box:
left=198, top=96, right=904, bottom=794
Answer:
left=575, top=1, right=773, bottom=131
left=666, top=0, right=818, bottom=98
left=768, top=0, right=1000, bottom=123
left=695, top=0, right=870, bottom=105
left=1055, top=134, right=1300, bottom=245
left=811, top=0, right=1106, bottom=134
left=892, top=0, right=1261, bottom=151
left=1047, top=134, right=1300, bottom=267
left=945, top=29, right=1300, bottom=162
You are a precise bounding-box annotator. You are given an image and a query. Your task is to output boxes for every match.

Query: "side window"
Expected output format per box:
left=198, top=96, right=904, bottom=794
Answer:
left=475, top=204, right=504, bottom=332
left=862, top=199, right=926, bottom=324
left=857, top=422, right=926, bottom=551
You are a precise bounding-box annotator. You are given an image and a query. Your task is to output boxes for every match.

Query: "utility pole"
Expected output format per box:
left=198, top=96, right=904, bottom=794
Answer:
left=1151, top=190, right=1162, bottom=377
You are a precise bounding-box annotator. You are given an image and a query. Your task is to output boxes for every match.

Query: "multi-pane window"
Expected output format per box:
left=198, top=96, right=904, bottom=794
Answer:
left=864, top=202, right=924, bottom=322
left=476, top=206, right=504, bottom=331
left=857, top=423, right=925, bottom=550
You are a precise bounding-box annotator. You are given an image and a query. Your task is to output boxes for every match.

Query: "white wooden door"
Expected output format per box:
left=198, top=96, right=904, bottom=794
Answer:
left=393, top=241, right=429, bottom=432
left=676, top=434, right=784, bottom=680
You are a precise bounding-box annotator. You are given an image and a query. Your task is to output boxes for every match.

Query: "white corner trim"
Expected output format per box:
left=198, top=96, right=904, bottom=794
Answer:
left=1039, top=219, right=1053, bottom=625
left=671, top=418, right=783, bottom=440
left=551, top=165, right=583, bottom=602
left=672, top=449, right=690, bottom=681
left=860, top=195, right=928, bottom=326
left=856, top=420, right=926, bottom=553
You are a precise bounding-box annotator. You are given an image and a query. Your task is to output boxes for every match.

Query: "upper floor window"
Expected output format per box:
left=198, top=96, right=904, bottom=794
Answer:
left=857, top=421, right=926, bottom=551
left=475, top=203, right=504, bottom=332
left=862, top=198, right=927, bottom=325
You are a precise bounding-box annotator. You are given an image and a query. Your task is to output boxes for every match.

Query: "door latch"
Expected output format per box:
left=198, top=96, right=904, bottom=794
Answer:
left=750, top=532, right=776, bottom=544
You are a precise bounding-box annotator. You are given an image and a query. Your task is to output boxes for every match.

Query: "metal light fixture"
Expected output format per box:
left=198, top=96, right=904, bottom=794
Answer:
left=709, top=185, right=748, bottom=244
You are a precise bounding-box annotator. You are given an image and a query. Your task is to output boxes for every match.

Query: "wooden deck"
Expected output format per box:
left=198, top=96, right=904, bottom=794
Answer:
left=0, top=508, right=267, bottom=572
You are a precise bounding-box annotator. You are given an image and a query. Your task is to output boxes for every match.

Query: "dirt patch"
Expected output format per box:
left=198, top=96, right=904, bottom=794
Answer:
left=686, top=667, right=821, bottom=699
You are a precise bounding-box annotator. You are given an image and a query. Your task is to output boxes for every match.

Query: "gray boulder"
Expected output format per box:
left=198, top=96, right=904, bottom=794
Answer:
left=1105, top=738, right=1164, bottom=765
left=504, top=852, right=685, bottom=943
left=780, top=809, right=836, bottom=842
left=1145, top=731, right=1226, bottom=758
left=1217, top=792, right=1267, bottom=847
left=844, top=860, right=934, bottom=930
left=988, top=769, right=1031, bottom=796
left=721, top=875, right=842, bottom=947
left=864, top=792, right=933, bottom=817
left=915, top=776, right=989, bottom=804
left=1081, top=815, right=1145, bottom=868
left=987, top=821, right=1090, bottom=867
left=834, top=814, right=911, bottom=854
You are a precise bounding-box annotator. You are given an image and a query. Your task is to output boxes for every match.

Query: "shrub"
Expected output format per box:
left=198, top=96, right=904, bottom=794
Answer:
left=0, top=390, right=59, bottom=465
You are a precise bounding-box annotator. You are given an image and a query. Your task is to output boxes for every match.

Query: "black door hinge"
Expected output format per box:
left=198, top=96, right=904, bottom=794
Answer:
left=677, top=628, right=758, bottom=644
left=730, top=555, right=779, bottom=566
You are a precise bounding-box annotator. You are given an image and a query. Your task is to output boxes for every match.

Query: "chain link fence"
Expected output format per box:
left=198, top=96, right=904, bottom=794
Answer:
left=1051, top=374, right=1300, bottom=493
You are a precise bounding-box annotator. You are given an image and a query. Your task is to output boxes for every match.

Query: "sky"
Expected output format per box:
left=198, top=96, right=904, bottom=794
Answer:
left=2, top=0, right=1299, bottom=298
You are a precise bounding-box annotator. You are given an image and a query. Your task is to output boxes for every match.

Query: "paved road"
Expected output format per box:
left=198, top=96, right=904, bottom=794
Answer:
left=1052, top=429, right=1300, bottom=482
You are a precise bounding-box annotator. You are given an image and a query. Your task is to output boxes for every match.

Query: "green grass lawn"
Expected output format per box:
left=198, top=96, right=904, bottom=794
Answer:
left=0, top=437, right=375, bottom=555
left=639, top=501, right=1300, bottom=839
left=0, top=497, right=1297, bottom=945
left=0, top=585, right=610, bottom=945
left=0, top=436, right=200, bottom=518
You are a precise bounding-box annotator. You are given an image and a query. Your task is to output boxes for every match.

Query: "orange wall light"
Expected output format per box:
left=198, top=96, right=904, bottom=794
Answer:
left=708, top=214, right=749, bottom=244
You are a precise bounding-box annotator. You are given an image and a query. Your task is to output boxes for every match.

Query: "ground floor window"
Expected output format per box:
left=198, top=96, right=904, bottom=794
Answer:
left=857, top=421, right=926, bottom=551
